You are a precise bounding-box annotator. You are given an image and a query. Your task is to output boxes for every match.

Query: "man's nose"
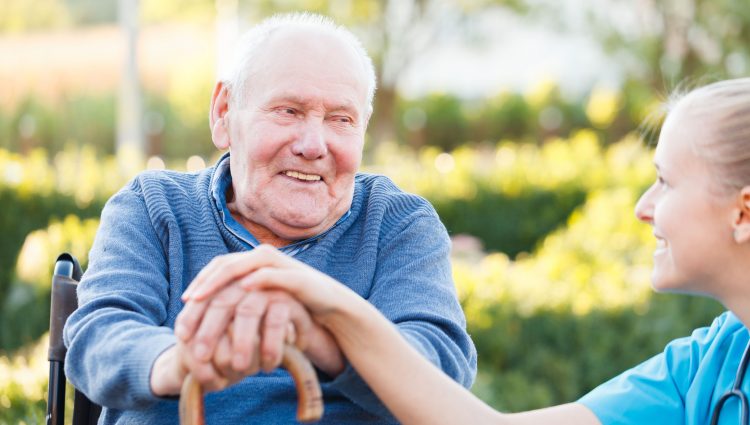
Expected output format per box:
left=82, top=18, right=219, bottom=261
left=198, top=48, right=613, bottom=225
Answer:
left=292, top=122, right=327, bottom=160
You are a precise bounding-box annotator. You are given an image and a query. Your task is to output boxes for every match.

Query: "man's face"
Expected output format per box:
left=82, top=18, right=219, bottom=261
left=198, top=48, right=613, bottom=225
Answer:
left=223, top=28, right=369, bottom=244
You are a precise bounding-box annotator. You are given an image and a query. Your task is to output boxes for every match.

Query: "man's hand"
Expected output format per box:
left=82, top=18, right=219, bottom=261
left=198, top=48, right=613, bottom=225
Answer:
left=176, top=283, right=345, bottom=387
left=150, top=335, right=238, bottom=397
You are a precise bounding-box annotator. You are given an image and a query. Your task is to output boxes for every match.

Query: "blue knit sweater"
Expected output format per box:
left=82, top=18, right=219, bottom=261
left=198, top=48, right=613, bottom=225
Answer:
left=63, top=162, right=477, bottom=424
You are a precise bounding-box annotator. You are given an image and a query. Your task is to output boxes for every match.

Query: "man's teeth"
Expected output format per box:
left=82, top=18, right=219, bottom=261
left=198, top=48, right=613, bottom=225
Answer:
left=285, top=170, right=321, bottom=181
left=655, top=239, right=667, bottom=249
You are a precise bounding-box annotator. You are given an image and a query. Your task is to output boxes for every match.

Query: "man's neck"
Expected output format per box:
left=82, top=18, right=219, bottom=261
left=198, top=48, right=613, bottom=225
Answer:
left=225, top=189, right=292, bottom=248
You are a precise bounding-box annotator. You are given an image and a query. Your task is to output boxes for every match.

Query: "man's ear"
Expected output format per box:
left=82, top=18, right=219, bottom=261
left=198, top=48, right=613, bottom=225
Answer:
left=209, top=82, right=231, bottom=150
left=732, top=186, right=750, bottom=243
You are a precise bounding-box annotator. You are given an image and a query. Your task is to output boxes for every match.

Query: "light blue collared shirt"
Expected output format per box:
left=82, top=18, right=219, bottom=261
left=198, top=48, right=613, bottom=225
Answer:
left=209, top=153, right=351, bottom=257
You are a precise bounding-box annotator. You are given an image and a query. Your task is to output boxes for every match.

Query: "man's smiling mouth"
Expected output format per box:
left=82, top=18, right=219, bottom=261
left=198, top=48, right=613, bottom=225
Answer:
left=283, top=170, right=322, bottom=182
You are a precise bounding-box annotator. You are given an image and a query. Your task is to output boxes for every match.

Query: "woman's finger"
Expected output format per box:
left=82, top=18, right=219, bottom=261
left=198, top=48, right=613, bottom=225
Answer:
left=240, top=267, right=339, bottom=316
left=186, top=245, right=298, bottom=301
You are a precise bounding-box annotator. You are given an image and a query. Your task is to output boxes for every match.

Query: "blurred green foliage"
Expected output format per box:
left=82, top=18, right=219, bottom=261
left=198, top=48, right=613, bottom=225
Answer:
left=0, top=81, right=650, bottom=160
left=2, top=215, right=100, bottom=352
left=0, top=335, right=76, bottom=424
left=469, top=296, right=724, bottom=411
left=367, top=131, right=651, bottom=256
left=0, top=148, right=116, bottom=352
left=0, top=93, right=215, bottom=161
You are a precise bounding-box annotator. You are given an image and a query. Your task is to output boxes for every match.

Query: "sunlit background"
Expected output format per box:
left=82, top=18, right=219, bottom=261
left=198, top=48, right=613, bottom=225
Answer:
left=1, top=0, right=747, bottom=422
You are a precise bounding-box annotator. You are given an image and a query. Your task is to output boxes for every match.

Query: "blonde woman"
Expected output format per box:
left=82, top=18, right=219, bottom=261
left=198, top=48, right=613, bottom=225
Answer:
left=182, top=78, right=750, bottom=424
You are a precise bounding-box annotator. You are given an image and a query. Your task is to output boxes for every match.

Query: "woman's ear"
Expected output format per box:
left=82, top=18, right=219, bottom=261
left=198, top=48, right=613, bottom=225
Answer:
left=732, top=186, right=750, bottom=243
left=209, top=82, right=231, bottom=150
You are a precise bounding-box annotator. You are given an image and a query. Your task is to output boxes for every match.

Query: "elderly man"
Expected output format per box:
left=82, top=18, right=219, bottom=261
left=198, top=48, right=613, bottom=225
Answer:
left=64, top=12, right=476, bottom=424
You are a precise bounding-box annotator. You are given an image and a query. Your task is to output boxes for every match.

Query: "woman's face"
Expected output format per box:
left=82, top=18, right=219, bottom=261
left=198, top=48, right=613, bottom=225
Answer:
left=634, top=105, right=738, bottom=296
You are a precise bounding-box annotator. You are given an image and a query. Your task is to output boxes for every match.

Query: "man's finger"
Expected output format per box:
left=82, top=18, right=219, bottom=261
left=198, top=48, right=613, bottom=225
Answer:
left=191, top=292, right=239, bottom=361
left=260, top=302, right=291, bottom=371
left=175, top=298, right=210, bottom=342
left=231, top=291, right=269, bottom=371
left=180, top=343, right=229, bottom=393
left=267, top=292, right=313, bottom=351
left=213, top=333, right=245, bottom=384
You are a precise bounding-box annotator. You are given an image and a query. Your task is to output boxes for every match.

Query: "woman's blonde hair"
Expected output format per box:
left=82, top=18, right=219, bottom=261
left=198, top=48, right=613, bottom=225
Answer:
left=669, top=78, right=750, bottom=192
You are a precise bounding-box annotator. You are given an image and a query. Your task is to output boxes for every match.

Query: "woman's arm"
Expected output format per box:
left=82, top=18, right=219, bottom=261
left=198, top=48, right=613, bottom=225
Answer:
left=326, top=296, right=501, bottom=424
left=225, top=246, right=601, bottom=425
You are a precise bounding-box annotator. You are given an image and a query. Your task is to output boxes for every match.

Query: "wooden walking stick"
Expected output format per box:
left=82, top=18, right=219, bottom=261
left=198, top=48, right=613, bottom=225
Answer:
left=179, top=343, right=324, bottom=424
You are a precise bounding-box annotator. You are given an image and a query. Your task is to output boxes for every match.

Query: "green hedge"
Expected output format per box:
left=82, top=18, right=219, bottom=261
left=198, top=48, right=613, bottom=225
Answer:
left=368, top=132, right=653, bottom=256
left=433, top=185, right=585, bottom=256
left=0, top=149, right=113, bottom=352
left=1, top=78, right=656, bottom=160
left=0, top=188, right=102, bottom=351
left=469, top=295, right=724, bottom=411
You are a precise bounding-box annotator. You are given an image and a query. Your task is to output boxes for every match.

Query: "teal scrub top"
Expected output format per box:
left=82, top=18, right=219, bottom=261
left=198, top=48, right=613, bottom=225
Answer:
left=579, top=311, right=750, bottom=425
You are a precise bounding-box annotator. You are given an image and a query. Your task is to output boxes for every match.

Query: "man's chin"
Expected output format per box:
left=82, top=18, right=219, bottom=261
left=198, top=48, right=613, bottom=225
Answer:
left=268, top=217, right=329, bottom=241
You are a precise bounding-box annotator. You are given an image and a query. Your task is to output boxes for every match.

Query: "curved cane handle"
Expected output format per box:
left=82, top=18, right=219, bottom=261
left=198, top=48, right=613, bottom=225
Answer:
left=178, top=344, right=324, bottom=424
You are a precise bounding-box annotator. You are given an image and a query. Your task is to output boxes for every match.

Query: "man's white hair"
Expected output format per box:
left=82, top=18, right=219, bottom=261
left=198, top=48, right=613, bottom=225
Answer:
left=220, top=12, right=377, bottom=113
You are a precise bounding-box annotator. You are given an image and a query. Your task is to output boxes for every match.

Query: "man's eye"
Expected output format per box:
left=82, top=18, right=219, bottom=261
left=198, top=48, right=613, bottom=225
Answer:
left=275, top=107, right=297, bottom=116
left=332, top=116, right=352, bottom=124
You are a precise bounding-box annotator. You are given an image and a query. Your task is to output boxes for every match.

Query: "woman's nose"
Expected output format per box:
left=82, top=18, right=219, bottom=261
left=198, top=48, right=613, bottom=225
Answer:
left=634, top=186, right=655, bottom=224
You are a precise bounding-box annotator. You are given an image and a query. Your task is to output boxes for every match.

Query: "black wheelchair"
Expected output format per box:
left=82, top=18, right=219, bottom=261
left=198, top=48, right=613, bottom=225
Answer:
left=46, top=253, right=101, bottom=425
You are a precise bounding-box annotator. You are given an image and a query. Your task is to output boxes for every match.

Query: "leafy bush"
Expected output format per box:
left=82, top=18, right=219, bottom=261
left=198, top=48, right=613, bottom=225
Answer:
left=0, top=148, right=114, bottom=352
left=468, top=296, right=724, bottom=411
left=395, top=80, right=652, bottom=151
left=367, top=131, right=652, bottom=255
left=1, top=77, right=656, bottom=160
left=434, top=186, right=585, bottom=258
left=0, top=334, right=75, bottom=424
left=2, top=215, right=100, bottom=352
left=0, top=91, right=214, bottom=161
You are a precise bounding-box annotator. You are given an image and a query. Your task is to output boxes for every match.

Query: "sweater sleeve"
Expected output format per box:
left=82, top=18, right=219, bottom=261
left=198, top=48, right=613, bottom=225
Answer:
left=63, top=182, right=178, bottom=409
left=328, top=209, right=478, bottom=418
